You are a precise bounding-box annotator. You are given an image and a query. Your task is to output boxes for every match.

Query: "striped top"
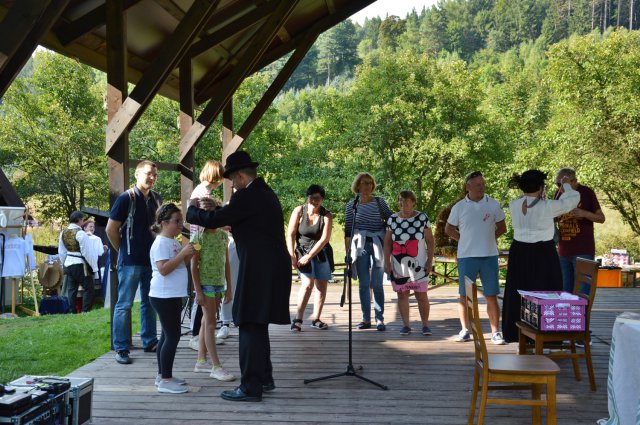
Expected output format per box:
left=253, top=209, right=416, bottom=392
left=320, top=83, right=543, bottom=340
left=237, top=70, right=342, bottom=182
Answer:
left=344, top=197, right=393, bottom=237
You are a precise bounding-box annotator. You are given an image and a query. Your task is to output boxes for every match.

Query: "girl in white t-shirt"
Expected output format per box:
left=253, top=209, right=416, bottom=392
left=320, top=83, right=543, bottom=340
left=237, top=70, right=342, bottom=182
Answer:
left=149, top=203, right=195, bottom=394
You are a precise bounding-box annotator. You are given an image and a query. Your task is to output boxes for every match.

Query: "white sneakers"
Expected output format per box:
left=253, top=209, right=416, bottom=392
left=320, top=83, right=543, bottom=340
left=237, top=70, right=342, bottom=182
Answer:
left=210, top=366, right=236, bottom=382
left=194, top=360, right=213, bottom=373
left=188, top=336, right=199, bottom=351
left=491, top=332, right=506, bottom=345
left=455, top=329, right=471, bottom=342
left=217, top=325, right=230, bottom=339
left=189, top=335, right=224, bottom=350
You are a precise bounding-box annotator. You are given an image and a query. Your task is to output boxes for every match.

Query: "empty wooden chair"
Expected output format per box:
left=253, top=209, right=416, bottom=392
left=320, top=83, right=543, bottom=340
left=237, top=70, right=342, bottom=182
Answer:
left=466, top=278, right=559, bottom=425
left=517, top=258, right=598, bottom=391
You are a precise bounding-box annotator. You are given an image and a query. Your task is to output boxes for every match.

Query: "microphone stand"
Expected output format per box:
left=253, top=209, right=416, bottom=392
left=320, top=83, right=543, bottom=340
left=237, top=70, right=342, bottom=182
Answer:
left=304, top=195, right=388, bottom=390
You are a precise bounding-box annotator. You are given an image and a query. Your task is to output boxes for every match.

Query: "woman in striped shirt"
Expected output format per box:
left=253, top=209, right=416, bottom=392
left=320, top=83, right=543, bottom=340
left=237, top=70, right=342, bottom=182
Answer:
left=345, top=172, right=392, bottom=331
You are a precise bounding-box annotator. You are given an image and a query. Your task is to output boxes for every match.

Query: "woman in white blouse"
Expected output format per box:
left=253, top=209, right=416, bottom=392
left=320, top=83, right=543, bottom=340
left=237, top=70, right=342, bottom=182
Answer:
left=501, top=170, right=580, bottom=342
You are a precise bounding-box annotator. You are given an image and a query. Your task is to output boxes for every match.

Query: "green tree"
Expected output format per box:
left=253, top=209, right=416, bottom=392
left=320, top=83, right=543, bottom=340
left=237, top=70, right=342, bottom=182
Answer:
left=312, top=51, right=505, bottom=217
left=379, top=16, right=407, bottom=51
left=0, top=51, right=106, bottom=220
left=544, top=29, right=640, bottom=235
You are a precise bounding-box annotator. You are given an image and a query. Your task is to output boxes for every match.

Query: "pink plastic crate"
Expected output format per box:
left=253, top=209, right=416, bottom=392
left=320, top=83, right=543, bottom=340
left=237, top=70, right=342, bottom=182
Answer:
left=520, top=291, right=587, bottom=331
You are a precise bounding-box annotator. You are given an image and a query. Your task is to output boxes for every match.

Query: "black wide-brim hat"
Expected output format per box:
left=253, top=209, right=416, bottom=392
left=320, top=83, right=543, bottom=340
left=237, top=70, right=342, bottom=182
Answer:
left=223, top=150, right=260, bottom=178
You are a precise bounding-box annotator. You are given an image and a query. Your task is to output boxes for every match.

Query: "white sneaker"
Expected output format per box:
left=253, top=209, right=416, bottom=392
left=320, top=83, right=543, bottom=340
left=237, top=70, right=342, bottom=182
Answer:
left=454, top=329, right=471, bottom=342
left=491, top=332, right=506, bottom=345
left=210, top=366, right=236, bottom=382
left=215, top=337, right=224, bottom=345
left=157, top=379, right=188, bottom=394
left=188, top=336, right=199, bottom=351
left=155, top=375, right=187, bottom=386
left=217, top=325, right=230, bottom=339
left=194, top=360, right=213, bottom=373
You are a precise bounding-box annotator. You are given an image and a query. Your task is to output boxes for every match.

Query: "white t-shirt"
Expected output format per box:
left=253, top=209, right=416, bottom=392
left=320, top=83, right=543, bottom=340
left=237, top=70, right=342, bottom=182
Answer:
left=448, top=195, right=505, bottom=258
left=149, top=235, right=188, bottom=298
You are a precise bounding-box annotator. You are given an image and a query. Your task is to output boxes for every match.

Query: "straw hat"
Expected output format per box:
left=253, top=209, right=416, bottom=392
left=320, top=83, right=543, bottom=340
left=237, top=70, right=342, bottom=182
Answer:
left=38, top=261, right=63, bottom=289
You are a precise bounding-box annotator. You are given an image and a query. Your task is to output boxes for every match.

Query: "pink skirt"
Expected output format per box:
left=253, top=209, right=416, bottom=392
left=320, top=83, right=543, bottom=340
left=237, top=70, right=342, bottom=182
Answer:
left=391, top=279, right=428, bottom=293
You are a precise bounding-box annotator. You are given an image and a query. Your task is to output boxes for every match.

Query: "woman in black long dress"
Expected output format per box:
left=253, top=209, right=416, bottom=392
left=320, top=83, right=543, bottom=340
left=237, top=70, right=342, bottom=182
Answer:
left=501, top=170, right=580, bottom=343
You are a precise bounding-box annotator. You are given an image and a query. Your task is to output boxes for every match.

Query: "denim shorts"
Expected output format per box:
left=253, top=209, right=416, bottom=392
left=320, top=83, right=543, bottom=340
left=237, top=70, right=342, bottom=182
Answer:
left=300, top=255, right=332, bottom=281
left=457, top=256, right=499, bottom=296
left=201, top=285, right=225, bottom=298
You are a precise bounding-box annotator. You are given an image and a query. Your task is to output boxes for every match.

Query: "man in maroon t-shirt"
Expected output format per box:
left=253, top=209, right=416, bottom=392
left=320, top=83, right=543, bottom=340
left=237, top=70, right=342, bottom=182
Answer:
left=554, top=168, right=605, bottom=293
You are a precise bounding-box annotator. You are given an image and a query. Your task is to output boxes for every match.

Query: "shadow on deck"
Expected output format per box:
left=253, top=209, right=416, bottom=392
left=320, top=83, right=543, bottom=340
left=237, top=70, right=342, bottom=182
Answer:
left=70, top=285, right=640, bottom=424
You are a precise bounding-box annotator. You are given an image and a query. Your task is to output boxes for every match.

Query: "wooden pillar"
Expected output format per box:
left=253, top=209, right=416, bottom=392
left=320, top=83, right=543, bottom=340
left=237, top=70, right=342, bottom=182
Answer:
left=179, top=58, right=195, bottom=216
left=106, top=0, right=129, bottom=347
left=221, top=101, right=233, bottom=203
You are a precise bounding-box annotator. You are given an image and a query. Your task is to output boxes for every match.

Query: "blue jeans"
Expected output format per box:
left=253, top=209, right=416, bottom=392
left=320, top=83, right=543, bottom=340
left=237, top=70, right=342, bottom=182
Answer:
left=112, top=264, right=158, bottom=351
left=355, top=238, right=384, bottom=323
left=559, top=254, right=594, bottom=293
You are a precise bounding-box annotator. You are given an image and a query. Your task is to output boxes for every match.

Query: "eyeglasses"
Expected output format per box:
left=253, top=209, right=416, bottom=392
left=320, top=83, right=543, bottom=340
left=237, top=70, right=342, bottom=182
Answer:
left=465, top=171, right=483, bottom=183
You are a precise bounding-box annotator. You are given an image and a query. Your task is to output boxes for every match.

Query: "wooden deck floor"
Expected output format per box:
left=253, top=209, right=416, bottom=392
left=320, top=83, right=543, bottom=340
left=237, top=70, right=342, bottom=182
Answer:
left=71, top=285, right=640, bottom=424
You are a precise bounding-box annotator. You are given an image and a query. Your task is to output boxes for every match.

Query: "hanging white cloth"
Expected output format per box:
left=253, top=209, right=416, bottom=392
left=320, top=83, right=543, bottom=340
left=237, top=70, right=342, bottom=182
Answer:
left=2, top=235, right=27, bottom=278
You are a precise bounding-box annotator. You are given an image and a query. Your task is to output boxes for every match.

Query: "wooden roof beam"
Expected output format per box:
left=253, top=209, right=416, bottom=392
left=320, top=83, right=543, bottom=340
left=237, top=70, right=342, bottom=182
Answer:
left=179, top=0, right=302, bottom=161
left=0, top=0, right=71, bottom=99
left=106, top=0, right=222, bottom=155
left=195, top=0, right=376, bottom=105
left=222, top=31, right=318, bottom=158
left=54, top=0, right=141, bottom=46
left=255, top=0, right=376, bottom=73
left=189, top=0, right=278, bottom=58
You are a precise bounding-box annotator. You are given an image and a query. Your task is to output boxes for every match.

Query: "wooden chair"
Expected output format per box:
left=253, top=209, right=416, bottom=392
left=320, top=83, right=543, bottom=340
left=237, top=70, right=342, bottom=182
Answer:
left=517, top=258, right=598, bottom=391
left=465, top=278, right=559, bottom=425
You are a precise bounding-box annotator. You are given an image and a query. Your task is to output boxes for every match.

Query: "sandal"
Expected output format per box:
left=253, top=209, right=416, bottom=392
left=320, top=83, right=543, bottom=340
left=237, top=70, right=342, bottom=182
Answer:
left=290, top=319, right=302, bottom=332
left=311, top=319, right=328, bottom=330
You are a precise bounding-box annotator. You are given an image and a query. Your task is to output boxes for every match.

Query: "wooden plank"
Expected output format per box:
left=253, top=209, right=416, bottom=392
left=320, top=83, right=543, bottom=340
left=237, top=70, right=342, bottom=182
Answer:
left=106, top=0, right=129, bottom=348
left=221, top=101, right=233, bottom=203
left=189, top=1, right=278, bottom=58
left=179, top=0, right=302, bottom=161
left=222, top=31, right=318, bottom=158
left=54, top=0, right=141, bottom=46
left=0, top=0, right=71, bottom=99
left=71, top=286, right=638, bottom=424
left=179, top=58, right=194, bottom=216
left=195, top=0, right=376, bottom=105
left=105, top=0, right=222, bottom=154
left=0, top=0, right=51, bottom=69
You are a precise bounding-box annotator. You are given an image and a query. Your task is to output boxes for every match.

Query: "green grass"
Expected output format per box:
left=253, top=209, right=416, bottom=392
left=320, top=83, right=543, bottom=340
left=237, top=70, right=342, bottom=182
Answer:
left=0, top=304, right=141, bottom=384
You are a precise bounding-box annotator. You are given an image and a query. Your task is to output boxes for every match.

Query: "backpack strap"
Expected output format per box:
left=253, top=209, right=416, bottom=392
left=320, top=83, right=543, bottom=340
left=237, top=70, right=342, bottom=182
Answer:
left=124, top=188, right=136, bottom=256
left=374, top=197, right=390, bottom=224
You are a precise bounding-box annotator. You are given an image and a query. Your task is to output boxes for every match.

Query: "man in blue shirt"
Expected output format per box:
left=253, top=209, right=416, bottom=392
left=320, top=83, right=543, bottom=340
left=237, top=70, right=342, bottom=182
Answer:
left=106, top=160, right=162, bottom=364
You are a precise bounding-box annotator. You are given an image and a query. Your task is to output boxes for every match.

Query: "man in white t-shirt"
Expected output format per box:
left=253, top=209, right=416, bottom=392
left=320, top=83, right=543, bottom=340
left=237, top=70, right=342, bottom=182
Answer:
left=445, top=171, right=507, bottom=344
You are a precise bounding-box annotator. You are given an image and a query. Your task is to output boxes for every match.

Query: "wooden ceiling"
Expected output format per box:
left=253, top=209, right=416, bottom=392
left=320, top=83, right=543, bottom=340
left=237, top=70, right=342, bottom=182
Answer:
left=0, top=0, right=375, bottom=105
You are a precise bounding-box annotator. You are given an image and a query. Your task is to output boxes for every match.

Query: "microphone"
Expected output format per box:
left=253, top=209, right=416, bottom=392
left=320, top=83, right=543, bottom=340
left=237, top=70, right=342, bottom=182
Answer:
left=353, top=193, right=360, bottom=207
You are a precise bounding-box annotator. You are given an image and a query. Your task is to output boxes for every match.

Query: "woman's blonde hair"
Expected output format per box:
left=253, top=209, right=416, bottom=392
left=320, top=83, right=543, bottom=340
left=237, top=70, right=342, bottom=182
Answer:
left=199, top=160, right=224, bottom=184
left=351, top=172, right=376, bottom=194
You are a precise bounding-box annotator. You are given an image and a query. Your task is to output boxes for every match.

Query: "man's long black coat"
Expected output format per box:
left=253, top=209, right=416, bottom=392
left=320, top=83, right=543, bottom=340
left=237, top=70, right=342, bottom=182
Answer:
left=186, top=177, right=291, bottom=326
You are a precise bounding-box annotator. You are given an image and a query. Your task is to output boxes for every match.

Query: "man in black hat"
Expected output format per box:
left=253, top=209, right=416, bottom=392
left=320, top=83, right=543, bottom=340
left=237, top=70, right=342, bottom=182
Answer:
left=187, top=150, right=291, bottom=402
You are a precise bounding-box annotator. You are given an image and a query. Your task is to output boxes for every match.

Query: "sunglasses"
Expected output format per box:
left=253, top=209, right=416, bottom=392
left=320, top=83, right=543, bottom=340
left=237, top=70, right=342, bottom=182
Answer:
left=465, top=171, right=483, bottom=183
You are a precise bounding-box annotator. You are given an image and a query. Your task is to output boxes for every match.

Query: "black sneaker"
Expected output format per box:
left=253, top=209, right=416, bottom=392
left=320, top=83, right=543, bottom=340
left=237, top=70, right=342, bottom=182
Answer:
left=115, top=350, right=131, bottom=364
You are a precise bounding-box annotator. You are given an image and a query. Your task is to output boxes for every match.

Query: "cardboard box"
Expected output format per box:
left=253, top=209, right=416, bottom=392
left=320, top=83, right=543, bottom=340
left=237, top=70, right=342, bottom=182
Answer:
left=521, top=291, right=587, bottom=331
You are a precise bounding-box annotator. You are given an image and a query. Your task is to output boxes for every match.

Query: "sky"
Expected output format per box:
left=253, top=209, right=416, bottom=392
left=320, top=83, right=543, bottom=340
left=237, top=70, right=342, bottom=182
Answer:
left=351, top=0, right=439, bottom=24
